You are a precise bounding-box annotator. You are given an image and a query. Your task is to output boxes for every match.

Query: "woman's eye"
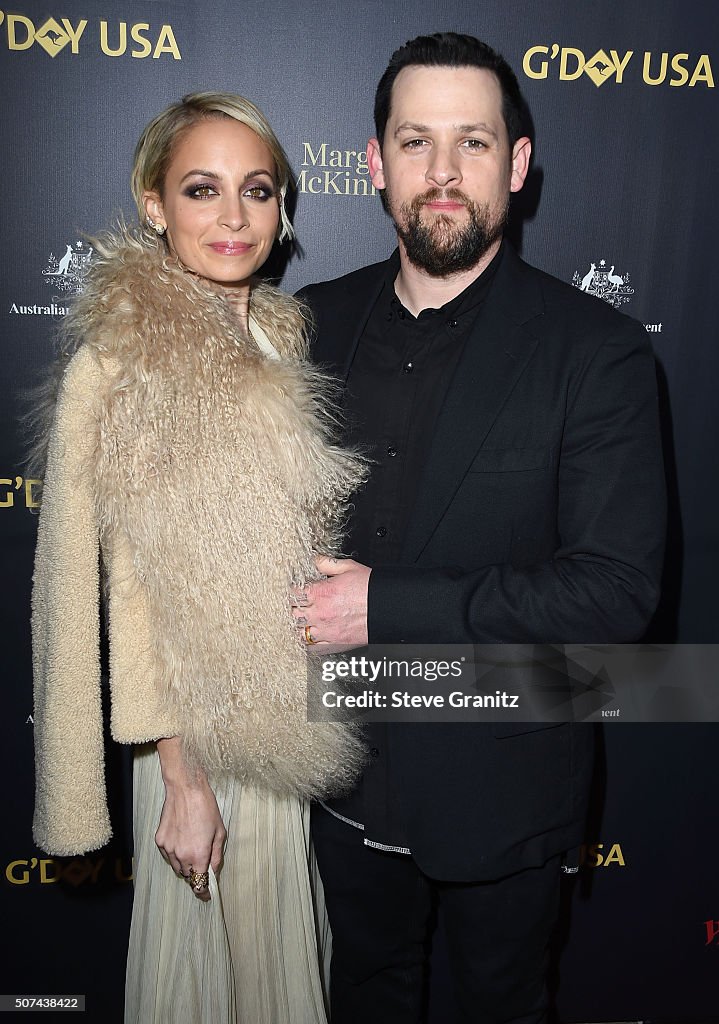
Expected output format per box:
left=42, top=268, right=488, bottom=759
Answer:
left=186, top=184, right=216, bottom=198
left=244, top=184, right=274, bottom=200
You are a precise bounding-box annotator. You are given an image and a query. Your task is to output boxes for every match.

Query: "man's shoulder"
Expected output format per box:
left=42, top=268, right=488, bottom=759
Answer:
left=505, top=248, right=593, bottom=310
left=512, top=249, right=636, bottom=332
left=296, top=256, right=393, bottom=307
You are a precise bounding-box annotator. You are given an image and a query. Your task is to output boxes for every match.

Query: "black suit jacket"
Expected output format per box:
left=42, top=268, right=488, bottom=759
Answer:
left=299, top=243, right=666, bottom=880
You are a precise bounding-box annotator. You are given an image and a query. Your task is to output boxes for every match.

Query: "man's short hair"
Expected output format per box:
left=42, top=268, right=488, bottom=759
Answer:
left=374, top=32, right=525, bottom=148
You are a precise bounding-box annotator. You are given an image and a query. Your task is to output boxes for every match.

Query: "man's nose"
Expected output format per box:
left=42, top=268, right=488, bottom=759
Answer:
left=425, top=145, right=462, bottom=188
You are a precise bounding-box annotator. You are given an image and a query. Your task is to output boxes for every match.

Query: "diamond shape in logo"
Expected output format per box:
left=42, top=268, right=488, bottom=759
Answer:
left=583, top=49, right=616, bottom=88
left=35, top=17, right=71, bottom=58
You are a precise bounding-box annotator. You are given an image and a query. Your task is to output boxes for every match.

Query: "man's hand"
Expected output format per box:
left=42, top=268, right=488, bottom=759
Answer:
left=292, top=555, right=371, bottom=651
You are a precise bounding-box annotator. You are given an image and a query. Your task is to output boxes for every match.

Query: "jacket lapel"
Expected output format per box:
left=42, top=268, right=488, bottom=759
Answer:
left=401, top=246, right=545, bottom=563
left=312, top=254, right=398, bottom=380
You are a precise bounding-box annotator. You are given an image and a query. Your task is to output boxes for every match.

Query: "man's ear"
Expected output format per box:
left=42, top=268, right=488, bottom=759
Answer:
left=142, top=190, right=166, bottom=230
left=510, top=137, right=532, bottom=193
left=367, top=138, right=386, bottom=190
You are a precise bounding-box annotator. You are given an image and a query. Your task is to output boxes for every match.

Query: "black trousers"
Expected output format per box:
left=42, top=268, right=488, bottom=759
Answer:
left=312, top=804, right=561, bottom=1024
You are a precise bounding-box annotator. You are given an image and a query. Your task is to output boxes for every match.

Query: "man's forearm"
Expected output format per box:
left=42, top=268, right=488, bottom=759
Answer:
left=368, top=555, right=662, bottom=645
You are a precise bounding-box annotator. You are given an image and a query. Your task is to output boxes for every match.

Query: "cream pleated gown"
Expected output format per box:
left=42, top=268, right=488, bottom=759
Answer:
left=124, top=746, right=331, bottom=1023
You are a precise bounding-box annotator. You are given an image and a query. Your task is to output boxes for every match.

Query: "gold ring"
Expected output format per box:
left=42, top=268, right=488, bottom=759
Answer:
left=188, top=868, right=209, bottom=893
left=304, top=624, right=318, bottom=645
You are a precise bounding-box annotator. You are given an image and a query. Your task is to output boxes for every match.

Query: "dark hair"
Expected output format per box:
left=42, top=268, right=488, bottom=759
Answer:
left=374, top=32, right=525, bottom=147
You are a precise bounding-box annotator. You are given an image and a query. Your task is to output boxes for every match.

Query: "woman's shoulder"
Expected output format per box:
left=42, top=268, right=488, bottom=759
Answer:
left=62, top=344, right=119, bottom=395
left=24, top=343, right=111, bottom=479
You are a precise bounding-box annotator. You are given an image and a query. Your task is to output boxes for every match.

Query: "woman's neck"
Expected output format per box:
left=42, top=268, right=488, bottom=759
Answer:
left=219, top=283, right=251, bottom=334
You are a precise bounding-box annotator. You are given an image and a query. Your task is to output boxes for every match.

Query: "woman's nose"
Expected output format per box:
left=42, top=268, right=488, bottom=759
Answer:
left=218, top=195, right=248, bottom=231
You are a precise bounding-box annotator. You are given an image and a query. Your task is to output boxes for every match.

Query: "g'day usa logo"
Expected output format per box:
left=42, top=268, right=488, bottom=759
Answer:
left=0, top=11, right=181, bottom=59
left=523, top=44, right=714, bottom=88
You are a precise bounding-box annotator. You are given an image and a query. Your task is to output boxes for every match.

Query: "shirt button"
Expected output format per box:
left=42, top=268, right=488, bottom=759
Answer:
left=386, top=445, right=397, bottom=458
left=398, top=309, right=406, bottom=320
left=447, top=319, right=458, bottom=329
left=403, top=361, right=414, bottom=374
left=370, top=747, right=380, bottom=758
left=375, top=526, right=387, bottom=538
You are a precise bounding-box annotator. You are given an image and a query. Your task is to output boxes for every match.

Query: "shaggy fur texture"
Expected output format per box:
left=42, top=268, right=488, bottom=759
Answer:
left=32, top=229, right=366, bottom=855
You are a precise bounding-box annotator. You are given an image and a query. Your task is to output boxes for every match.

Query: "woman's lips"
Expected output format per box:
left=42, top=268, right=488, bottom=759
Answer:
left=208, top=241, right=253, bottom=254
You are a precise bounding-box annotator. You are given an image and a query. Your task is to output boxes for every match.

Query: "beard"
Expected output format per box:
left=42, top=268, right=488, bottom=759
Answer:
left=386, top=186, right=509, bottom=277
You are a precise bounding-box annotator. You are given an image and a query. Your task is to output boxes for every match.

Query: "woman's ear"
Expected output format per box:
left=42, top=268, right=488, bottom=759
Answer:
left=142, top=190, right=166, bottom=232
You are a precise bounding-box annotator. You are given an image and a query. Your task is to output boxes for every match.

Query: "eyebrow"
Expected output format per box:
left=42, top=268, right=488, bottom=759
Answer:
left=457, top=123, right=498, bottom=139
left=394, top=121, right=499, bottom=140
left=179, top=167, right=276, bottom=184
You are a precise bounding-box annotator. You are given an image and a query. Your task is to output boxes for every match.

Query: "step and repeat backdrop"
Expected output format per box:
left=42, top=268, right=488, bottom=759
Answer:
left=1, top=1, right=717, bottom=1021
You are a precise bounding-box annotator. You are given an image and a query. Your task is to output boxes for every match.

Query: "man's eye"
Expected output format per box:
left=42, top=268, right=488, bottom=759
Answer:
left=463, top=139, right=486, bottom=149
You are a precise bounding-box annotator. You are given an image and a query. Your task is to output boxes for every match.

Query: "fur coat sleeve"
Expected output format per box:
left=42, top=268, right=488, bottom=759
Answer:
left=32, top=345, right=181, bottom=855
left=31, top=346, right=110, bottom=854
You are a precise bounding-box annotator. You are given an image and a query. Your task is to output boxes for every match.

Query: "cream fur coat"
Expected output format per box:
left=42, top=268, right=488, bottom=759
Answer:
left=32, top=230, right=365, bottom=856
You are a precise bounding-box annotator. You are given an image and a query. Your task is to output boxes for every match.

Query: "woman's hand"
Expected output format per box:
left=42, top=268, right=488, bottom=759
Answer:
left=154, top=737, right=227, bottom=902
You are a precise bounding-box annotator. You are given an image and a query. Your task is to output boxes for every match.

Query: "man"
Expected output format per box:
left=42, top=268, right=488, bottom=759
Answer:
left=295, top=33, right=665, bottom=1024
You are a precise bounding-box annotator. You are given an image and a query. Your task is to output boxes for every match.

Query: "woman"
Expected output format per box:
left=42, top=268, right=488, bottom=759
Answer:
left=31, top=92, right=365, bottom=1023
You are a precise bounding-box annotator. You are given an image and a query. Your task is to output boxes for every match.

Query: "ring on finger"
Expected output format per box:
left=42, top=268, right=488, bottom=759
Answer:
left=188, top=867, right=209, bottom=893
left=304, top=624, right=318, bottom=645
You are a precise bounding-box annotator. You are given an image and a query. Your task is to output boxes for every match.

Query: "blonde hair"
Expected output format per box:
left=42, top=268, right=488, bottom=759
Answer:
left=131, top=91, right=294, bottom=242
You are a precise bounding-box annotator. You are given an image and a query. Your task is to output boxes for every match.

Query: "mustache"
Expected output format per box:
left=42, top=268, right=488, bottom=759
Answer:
left=415, top=187, right=471, bottom=209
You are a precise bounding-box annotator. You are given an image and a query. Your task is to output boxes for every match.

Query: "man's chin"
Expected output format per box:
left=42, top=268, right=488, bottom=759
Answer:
left=406, top=214, right=465, bottom=244
left=421, top=228, right=472, bottom=258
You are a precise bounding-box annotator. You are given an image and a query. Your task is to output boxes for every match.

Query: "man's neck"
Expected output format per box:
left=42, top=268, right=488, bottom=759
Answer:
left=394, top=238, right=501, bottom=317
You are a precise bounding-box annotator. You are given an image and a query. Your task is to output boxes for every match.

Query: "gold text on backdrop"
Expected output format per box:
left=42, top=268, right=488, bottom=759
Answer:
left=0, top=477, right=41, bottom=509
left=0, top=12, right=181, bottom=59
left=581, top=843, right=626, bottom=868
left=523, top=45, right=714, bottom=88
left=298, top=142, right=377, bottom=196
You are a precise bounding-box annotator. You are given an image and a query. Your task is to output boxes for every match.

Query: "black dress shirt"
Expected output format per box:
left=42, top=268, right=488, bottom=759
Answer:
left=325, top=245, right=504, bottom=852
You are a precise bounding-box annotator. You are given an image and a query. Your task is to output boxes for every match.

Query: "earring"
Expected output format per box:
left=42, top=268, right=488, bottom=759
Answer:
left=147, top=218, right=166, bottom=236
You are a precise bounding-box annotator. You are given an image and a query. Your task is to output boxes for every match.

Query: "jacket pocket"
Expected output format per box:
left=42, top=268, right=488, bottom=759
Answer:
left=468, top=446, right=549, bottom=473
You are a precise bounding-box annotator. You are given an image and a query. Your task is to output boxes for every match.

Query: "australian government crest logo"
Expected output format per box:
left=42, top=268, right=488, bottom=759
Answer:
left=572, top=259, right=634, bottom=309
left=42, top=240, right=93, bottom=294
left=8, top=239, right=93, bottom=315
